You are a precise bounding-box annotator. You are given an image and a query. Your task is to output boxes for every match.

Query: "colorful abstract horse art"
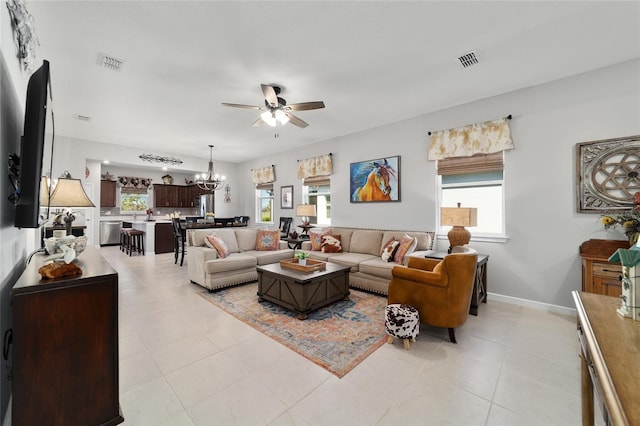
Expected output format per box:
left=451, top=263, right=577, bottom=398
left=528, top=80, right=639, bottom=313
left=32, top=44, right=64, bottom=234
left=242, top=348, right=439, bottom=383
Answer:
left=351, top=159, right=397, bottom=202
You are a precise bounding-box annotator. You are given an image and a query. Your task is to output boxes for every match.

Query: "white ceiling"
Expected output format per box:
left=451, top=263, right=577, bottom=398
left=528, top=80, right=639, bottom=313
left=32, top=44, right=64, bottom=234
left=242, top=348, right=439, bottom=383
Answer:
left=27, top=1, right=640, bottom=164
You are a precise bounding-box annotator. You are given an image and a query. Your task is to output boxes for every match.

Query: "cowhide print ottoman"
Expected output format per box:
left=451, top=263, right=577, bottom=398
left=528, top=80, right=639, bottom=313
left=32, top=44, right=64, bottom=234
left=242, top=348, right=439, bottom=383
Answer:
left=385, top=304, right=419, bottom=350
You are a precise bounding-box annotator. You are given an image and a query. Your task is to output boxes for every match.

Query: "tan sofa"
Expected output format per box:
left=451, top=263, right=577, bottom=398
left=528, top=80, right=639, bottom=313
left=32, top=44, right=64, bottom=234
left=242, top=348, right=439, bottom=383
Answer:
left=298, top=227, right=435, bottom=295
left=186, top=227, right=293, bottom=291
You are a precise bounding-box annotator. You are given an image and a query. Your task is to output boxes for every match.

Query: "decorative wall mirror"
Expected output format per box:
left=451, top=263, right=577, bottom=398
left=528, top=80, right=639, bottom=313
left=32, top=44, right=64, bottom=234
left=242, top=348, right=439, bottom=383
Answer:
left=576, top=135, right=640, bottom=212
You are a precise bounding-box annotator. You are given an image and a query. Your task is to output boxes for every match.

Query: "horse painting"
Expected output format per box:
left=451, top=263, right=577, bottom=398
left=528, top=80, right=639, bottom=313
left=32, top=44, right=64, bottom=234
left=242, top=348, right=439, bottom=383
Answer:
left=350, top=157, right=400, bottom=202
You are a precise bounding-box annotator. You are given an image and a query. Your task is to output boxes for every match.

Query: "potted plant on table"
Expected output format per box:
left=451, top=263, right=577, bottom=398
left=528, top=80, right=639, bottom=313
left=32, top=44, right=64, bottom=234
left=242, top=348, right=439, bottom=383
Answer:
left=295, top=251, right=309, bottom=266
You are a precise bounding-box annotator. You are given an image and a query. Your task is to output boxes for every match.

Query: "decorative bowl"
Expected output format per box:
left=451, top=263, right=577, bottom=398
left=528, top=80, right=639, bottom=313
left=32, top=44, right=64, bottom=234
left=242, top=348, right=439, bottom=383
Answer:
left=44, top=235, right=87, bottom=256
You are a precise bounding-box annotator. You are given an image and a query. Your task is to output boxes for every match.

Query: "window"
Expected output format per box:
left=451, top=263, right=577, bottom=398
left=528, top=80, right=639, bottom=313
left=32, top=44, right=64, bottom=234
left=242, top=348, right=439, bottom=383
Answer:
left=256, top=184, right=274, bottom=224
left=120, top=193, right=148, bottom=212
left=303, top=177, right=331, bottom=226
left=437, top=153, right=505, bottom=239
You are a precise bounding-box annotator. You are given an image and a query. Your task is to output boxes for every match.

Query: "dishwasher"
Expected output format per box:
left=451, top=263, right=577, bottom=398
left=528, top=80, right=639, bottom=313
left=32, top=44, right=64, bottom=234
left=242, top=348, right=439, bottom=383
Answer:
left=100, top=221, right=123, bottom=246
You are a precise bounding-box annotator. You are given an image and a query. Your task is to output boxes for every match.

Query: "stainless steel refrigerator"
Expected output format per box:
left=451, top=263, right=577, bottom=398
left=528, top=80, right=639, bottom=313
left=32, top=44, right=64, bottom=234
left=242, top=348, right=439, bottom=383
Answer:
left=197, top=193, right=215, bottom=217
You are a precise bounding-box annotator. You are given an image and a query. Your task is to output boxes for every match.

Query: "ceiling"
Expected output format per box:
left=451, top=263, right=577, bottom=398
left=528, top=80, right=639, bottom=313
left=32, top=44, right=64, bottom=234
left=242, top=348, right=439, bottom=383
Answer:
left=27, top=1, right=639, bottom=164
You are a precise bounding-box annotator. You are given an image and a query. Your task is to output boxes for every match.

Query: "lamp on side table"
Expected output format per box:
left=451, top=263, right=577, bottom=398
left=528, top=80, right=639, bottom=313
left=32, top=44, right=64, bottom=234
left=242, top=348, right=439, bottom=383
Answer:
left=441, top=203, right=477, bottom=253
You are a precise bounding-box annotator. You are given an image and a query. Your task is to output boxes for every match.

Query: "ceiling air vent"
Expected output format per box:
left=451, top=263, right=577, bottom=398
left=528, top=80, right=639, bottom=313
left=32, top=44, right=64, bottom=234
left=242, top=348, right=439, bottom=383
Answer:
left=457, top=50, right=479, bottom=68
left=97, top=53, right=124, bottom=71
left=74, top=114, right=91, bottom=122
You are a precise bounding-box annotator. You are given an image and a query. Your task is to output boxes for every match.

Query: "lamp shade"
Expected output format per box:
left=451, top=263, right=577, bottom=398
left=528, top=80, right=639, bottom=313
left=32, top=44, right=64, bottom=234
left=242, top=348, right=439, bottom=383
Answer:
left=440, top=206, right=478, bottom=227
left=48, top=178, right=95, bottom=208
left=296, top=204, right=317, bottom=217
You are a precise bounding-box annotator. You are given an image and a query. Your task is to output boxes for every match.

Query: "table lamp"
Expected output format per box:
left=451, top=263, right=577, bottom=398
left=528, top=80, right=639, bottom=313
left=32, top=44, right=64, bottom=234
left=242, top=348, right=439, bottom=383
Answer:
left=441, top=203, right=477, bottom=253
left=296, top=204, right=316, bottom=237
left=46, top=172, right=95, bottom=235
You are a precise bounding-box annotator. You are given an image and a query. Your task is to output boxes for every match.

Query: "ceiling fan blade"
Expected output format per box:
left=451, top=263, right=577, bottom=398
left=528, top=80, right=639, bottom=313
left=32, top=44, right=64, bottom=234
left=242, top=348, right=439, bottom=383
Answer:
left=261, top=84, right=279, bottom=107
left=222, top=102, right=262, bottom=110
left=286, top=113, right=309, bottom=128
left=285, top=101, right=325, bottom=111
left=252, top=117, right=266, bottom=127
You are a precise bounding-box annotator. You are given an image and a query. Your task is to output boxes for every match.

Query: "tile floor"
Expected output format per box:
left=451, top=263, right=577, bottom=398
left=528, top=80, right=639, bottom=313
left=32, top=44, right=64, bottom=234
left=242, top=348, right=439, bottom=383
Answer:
left=102, top=246, right=584, bottom=426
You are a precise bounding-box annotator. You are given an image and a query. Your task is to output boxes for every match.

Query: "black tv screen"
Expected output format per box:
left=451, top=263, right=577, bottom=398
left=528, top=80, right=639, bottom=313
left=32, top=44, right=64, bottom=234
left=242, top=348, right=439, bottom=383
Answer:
left=15, top=60, right=50, bottom=229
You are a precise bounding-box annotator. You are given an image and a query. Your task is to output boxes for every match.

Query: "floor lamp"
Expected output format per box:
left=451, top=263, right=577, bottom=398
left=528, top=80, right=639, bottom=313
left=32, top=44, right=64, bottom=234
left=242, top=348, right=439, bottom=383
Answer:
left=441, top=203, right=477, bottom=253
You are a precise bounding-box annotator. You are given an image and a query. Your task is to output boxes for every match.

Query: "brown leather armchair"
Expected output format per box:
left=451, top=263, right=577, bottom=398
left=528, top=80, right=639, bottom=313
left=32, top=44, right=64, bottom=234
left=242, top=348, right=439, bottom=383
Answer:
left=388, top=253, right=478, bottom=343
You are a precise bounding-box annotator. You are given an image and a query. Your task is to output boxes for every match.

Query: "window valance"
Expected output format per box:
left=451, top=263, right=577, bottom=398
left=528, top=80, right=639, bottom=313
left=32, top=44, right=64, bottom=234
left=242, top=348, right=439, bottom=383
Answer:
left=437, top=152, right=504, bottom=176
left=428, top=117, right=514, bottom=161
left=251, top=165, right=275, bottom=185
left=297, top=154, right=332, bottom=179
left=118, top=176, right=152, bottom=194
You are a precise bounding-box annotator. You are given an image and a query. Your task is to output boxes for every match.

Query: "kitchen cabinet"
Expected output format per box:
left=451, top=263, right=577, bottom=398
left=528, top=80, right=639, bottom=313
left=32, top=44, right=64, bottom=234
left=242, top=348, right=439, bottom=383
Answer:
left=155, top=222, right=175, bottom=254
left=11, top=246, right=123, bottom=425
left=101, top=180, right=117, bottom=207
left=154, top=184, right=196, bottom=208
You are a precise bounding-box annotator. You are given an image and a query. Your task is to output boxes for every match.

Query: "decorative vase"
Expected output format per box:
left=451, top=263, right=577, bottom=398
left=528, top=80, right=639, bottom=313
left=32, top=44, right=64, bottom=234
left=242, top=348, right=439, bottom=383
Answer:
left=299, top=258, right=307, bottom=266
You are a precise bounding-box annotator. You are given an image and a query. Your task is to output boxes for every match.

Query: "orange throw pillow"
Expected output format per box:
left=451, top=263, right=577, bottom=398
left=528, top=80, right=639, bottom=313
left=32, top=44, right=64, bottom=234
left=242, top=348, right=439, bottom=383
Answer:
left=255, top=229, right=280, bottom=251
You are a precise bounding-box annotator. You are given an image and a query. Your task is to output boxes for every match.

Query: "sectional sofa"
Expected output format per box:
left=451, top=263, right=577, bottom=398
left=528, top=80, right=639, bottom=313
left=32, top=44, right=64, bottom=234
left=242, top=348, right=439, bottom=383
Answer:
left=187, top=226, right=435, bottom=294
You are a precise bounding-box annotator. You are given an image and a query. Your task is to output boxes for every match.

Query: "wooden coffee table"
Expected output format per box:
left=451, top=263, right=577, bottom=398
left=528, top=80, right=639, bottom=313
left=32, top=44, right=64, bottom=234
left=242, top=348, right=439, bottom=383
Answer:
left=256, top=262, right=351, bottom=319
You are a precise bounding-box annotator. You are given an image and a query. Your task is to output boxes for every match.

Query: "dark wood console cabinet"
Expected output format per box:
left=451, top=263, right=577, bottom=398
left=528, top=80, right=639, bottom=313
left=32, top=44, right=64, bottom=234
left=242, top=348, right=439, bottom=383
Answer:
left=11, top=246, right=123, bottom=425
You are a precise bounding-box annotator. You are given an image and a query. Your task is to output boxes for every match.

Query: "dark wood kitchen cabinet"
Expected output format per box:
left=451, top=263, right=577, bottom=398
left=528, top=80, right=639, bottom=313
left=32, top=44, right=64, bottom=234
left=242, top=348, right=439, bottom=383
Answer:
left=100, top=179, right=117, bottom=207
left=11, top=246, right=123, bottom=426
left=154, top=184, right=195, bottom=207
left=155, top=222, right=175, bottom=254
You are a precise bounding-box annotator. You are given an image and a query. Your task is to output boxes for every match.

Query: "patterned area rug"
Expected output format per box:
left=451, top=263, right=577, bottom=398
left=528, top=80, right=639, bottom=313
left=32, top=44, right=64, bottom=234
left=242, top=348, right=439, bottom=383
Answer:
left=199, top=283, right=388, bottom=378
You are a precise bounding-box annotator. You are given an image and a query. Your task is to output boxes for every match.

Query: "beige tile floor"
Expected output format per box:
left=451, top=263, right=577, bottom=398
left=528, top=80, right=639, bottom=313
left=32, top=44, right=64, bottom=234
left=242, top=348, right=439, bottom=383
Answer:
left=101, top=246, right=583, bottom=426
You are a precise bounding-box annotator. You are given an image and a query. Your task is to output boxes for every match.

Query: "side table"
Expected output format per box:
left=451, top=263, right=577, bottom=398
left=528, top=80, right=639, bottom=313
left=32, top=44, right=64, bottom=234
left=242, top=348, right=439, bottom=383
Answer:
left=425, top=251, right=489, bottom=316
left=285, top=237, right=305, bottom=250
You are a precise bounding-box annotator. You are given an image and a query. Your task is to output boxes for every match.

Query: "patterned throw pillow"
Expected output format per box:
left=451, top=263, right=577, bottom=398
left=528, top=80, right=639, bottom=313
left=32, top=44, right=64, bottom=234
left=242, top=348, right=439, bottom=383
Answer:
left=381, top=237, right=400, bottom=262
left=205, top=234, right=230, bottom=258
left=393, top=234, right=417, bottom=264
left=255, top=229, right=280, bottom=251
left=321, top=234, right=342, bottom=253
left=309, top=230, right=328, bottom=251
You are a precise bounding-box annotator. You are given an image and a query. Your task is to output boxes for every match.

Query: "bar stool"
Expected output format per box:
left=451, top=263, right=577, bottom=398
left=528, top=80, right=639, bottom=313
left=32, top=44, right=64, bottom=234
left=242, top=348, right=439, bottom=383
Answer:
left=127, top=229, right=145, bottom=256
left=120, top=229, right=131, bottom=253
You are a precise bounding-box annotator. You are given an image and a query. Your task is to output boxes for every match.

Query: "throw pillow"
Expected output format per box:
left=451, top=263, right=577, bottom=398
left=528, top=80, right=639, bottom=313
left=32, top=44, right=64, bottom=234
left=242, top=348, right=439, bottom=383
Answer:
left=381, top=238, right=400, bottom=262
left=205, top=234, right=230, bottom=259
left=255, top=229, right=280, bottom=251
left=393, top=234, right=417, bottom=264
left=321, top=234, right=342, bottom=253
left=309, top=230, right=328, bottom=251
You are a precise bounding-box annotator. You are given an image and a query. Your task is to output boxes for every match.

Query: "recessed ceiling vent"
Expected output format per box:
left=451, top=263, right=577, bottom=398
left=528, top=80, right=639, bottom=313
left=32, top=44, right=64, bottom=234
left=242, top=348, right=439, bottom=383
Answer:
left=97, top=53, right=124, bottom=71
left=457, top=50, right=479, bottom=68
left=74, top=114, right=91, bottom=122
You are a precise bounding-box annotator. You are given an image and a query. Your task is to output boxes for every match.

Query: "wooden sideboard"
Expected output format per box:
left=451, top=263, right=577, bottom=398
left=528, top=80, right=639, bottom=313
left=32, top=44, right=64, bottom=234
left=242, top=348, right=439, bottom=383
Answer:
left=579, top=239, right=629, bottom=296
left=11, top=246, right=123, bottom=425
left=573, top=291, right=640, bottom=425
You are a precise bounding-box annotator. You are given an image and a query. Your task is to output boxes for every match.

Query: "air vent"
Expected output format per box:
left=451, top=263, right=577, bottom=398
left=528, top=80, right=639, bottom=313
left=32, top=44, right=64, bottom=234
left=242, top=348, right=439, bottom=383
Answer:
left=75, top=114, right=91, bottom=122
left=97, top=53, right=125, bottom=71
left=457, top=50, right=479, bottom=68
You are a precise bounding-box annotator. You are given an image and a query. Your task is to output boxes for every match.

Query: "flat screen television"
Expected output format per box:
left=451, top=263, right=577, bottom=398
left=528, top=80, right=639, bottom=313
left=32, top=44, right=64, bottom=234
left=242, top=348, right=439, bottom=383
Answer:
left=14, top=60, right=50, bottom=229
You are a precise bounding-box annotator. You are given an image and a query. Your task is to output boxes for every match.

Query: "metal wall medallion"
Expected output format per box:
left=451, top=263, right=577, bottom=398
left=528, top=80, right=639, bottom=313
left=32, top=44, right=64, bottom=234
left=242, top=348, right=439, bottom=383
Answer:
left=577, top=135, right=640, bottom=212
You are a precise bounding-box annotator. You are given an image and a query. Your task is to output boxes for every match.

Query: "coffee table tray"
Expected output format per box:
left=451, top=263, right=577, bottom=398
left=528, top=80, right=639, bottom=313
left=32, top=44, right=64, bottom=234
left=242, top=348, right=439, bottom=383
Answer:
left=280, top=258, right=326, bottom=272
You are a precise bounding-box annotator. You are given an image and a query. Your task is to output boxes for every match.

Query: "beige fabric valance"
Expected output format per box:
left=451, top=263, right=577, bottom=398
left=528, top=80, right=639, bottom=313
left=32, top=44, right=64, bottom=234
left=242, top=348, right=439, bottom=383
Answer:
left=428, top=117, right=514, bottom=161
left=251, top=165, right=275, bottom=185
left=297, top=154, right=332, bottom=179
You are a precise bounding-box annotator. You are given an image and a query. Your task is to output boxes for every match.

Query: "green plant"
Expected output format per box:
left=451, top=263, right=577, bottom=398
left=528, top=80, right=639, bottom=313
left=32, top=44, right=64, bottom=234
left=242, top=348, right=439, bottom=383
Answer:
left=295, top=251, right=309, bottom=260
left=602, top=207, right=640, bottom=245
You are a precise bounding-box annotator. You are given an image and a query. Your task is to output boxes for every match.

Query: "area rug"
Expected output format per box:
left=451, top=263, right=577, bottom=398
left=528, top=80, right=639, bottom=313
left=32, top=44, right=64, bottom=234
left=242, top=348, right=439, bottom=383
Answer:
left=199, top=283, right=388, bottom=378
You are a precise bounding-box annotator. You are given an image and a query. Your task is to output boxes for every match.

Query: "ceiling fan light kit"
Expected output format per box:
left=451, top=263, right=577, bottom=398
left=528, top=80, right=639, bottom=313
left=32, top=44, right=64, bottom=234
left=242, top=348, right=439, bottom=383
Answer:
left=223, top=84, right=325, bottom=129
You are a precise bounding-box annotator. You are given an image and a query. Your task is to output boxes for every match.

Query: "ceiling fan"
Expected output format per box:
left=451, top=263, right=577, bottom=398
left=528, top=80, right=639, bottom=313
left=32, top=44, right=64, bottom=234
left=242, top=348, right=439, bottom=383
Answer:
left=222, top=84, right=325, bottom=128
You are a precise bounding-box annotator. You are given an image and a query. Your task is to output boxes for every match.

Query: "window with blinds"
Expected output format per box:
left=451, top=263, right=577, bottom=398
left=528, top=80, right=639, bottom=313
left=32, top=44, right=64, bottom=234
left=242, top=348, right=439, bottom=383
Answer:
left=303, top=177, right=331, bottom=226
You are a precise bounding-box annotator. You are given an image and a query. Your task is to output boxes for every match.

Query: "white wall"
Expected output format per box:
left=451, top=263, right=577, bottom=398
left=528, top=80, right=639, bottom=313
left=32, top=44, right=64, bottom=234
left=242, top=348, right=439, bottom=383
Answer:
left=239, top=59, right=640, bottom=308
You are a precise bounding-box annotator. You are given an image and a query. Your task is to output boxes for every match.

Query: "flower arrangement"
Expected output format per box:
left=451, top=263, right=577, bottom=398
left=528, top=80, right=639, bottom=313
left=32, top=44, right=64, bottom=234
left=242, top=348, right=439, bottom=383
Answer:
left=602, top=208, right=640, bottom=246
left=205, top=212, right=215, bottom=218
left=146, top=209, right=153, bottom=215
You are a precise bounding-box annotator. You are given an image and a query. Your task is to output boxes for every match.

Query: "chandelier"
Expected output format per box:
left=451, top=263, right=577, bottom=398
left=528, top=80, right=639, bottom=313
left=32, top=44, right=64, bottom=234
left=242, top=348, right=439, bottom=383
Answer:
left=195, top=145, right=225, bottom=191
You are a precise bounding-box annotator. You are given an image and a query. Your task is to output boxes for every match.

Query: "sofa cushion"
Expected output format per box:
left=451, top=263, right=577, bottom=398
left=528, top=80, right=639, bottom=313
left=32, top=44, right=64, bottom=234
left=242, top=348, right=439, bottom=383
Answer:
left=359, top=257, right=397, bottom=280
left=205, top=234, right=230, bottom=258
left=212, top=229, right=240, bottom=253
left=394, top=234, right=417, bottom=264
left=328, top=252, right=377, bottom=272
left=244, top=249, right=293, bottom=265
left=328, top=228, right=354, bottom=252
left=321, top=234, right=342, bottom=253
left=256, top=229, right=280, bottom=251
left=235, top=228, right=259, bottom=252
left=349, top=230, right=383, bottom=256
left=204, top=253, right=257, bottom=274
left=306, top=250, right=333, bottom=261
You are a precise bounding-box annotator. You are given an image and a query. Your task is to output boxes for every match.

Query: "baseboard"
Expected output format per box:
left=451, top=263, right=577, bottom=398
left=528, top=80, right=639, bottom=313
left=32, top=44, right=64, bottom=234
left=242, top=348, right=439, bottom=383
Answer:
left=488, top=292, right=576, bottom=316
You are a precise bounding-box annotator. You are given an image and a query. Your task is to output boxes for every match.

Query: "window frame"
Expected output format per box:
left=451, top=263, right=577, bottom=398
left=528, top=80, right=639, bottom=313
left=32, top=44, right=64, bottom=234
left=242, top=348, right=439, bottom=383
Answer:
left=302, top=178, right=331, bottom=226
left=255, top=184, right=274, bottom=225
